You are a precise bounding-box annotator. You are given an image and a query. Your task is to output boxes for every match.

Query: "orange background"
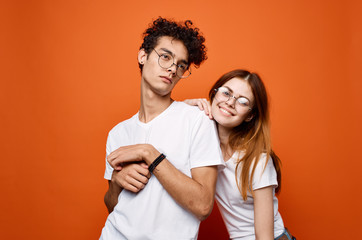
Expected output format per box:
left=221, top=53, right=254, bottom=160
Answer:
left=1, top=1, right=361, bottom=239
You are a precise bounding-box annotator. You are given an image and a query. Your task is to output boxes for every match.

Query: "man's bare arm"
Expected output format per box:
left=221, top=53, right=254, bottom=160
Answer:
left=104, top=175, right=122, bottom=214
left=154, top=158, right=218, bottom=220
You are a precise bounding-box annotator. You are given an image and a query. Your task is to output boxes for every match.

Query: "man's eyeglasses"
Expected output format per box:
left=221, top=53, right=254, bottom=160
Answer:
left=215, top=87, right=252, bottom=110
left=153, top=49, right=191, bottom=79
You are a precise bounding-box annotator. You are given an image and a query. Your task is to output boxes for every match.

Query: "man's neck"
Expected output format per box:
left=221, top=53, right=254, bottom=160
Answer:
left=138, top=81, right=174, bottom=123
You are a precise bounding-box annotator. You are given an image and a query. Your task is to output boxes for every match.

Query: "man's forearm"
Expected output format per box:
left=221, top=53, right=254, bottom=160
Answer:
left=143, top=145, right=217, bottom=220
left=104, top=179, right=123, bottom=213
left=151, top=158, right=218, bottom=221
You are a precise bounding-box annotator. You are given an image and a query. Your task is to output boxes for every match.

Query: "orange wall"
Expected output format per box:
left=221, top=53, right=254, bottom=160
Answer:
left=1, top=1, right=361, bottom=239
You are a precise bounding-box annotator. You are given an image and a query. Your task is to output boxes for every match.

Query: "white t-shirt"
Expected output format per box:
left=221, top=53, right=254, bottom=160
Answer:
left=100, top=101, right=224, bottom=240
left=216, top=152, right=284, bottom=240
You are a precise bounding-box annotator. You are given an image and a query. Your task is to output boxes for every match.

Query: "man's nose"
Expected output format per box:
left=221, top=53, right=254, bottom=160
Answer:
left=167, top=63, right=177, bottom=74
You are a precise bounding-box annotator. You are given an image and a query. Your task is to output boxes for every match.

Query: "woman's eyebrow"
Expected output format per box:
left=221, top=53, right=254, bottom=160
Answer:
left=223, top=86, right=251, bottom=102
left=222, top=86, right=233, bottom=93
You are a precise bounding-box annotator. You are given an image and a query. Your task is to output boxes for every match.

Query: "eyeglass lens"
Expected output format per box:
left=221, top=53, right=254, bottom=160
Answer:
left=155, top=50, right=191, bottom=78
left=216, top=87, right=250, bottom=108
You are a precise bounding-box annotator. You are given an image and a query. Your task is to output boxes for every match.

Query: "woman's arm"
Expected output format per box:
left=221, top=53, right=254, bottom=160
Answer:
left=254, top=186, right=274, bottom=240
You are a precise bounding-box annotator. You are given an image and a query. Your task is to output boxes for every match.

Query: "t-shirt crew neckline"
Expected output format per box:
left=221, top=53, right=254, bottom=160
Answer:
left=136, top=101, right=177, bottom=127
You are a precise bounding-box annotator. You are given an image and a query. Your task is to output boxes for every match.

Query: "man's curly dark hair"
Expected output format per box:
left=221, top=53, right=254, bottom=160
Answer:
left=139, top=17, right=207, bottom=71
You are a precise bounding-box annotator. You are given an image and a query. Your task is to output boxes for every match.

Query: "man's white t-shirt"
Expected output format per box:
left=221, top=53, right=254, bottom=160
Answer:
left=216, top=152, right=284, bottom=240
left=100, top=101, right=224, bottom=240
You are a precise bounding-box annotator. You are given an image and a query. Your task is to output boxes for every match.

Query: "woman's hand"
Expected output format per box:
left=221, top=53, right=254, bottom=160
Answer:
left=184, top=98, right=213, bottom=119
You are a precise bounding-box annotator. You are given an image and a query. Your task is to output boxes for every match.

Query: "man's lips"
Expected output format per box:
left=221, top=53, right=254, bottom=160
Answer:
left=161, top=76, right=172, bottom=84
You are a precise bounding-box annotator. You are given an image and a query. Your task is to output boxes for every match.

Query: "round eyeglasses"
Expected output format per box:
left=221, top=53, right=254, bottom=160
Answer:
left=215, top=87, right=252, bottom=110
left=153, top=49, right=191, bottom=79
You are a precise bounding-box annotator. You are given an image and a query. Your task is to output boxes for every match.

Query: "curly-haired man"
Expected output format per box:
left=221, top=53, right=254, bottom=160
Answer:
left=100, top=17, right=224, bottom=240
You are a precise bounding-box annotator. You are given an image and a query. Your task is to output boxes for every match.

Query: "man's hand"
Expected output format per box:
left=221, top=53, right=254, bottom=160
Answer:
left=104, top=157, right=152, bottom=213
left=112, top=162, right=151, bottom=193
left=107, top=144, right=160, bottom=170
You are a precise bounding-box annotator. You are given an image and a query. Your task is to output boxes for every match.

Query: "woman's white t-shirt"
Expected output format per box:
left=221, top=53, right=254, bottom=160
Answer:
left=215, top=152, right=285, bottom=240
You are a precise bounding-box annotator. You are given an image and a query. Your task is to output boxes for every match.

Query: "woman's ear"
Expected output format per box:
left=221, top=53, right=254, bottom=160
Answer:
left=138, top=49, right=147, bottom=65
left=245, top=114, right=254, bottom=122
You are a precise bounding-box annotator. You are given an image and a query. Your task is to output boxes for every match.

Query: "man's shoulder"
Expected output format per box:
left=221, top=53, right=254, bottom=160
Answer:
left=108, top=113, right=138, bottom=135
left=172, top=101, right=210, bottom=119
left=170, top=102, right=216, bottom=136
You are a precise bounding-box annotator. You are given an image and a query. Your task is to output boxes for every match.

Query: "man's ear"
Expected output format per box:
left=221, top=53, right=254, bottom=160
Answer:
left=138, top=49, right=147, bottom=65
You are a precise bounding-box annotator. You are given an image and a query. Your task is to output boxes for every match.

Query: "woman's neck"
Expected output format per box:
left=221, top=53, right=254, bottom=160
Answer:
left=217, top=125, right=233, bottom=161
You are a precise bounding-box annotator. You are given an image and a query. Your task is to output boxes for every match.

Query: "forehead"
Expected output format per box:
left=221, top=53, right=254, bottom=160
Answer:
left=222, top=77, right=254, bottom=101
left=154, top=36, right=188, bottom=61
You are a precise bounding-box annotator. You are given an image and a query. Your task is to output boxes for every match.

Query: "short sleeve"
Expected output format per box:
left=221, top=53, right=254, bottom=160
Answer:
left=189, top=112, right=224, bottom=169
left=252, top=154, right=278, bottom=190
left=104, top=133, right=114, bottom=180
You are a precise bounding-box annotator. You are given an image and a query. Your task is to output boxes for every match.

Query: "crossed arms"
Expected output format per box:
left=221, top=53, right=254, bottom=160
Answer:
left=104, top=143, right=218, bottom=221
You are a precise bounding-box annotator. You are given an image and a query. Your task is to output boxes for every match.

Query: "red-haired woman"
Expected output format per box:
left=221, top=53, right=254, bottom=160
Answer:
left=185, top=69, right=295, bottom=240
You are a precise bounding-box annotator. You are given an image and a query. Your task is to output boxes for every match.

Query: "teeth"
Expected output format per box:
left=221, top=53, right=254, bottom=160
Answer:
left=220, top=108, right=231, bottom=116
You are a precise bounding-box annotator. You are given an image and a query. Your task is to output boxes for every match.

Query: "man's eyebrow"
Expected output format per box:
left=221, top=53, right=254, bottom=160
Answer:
left=179, top=59, right=188, bottom=65
left=159, top=48, right=173, bottom=55
left=159, top=48, right=188, bottom=65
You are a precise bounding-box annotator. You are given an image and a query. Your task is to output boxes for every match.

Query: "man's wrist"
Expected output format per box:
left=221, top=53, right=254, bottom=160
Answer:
left=148, top=153, right=166, bottom=173
left=141, top=144, right=160, bottom=165
left=110, top=172, right=123, bottom=191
